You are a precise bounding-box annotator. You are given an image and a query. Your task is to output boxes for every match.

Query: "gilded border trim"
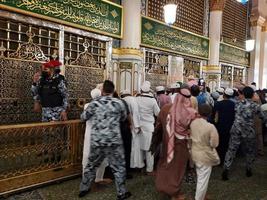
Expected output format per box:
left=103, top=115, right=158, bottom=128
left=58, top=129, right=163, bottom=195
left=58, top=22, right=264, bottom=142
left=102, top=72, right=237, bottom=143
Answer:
left=219, top=42, right=249, bottom=66
left=141, top=15, right=209, bottom=40
left=219, top=59, right=250, bottom=67
left=102, top=0, right=122, bottom=8
left=0, top=4, right=123, bottom=39
left=112, top=48, right=143, bottom=57
left=220, top=42, right=246, bottom=51
left=140, top=15, right=209, bottom=60
left=140, top=43, right=209, bottom=61
left=202, top=65, right=221, bottom=71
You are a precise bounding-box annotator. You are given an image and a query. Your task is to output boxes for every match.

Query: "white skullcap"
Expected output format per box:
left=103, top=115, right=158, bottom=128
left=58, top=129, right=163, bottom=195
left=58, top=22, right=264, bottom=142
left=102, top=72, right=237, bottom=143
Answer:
left=170, top=82, right=181, bottom=89
left=156, top=86, right=165, bottom=92
left=145, top=81, right=151, bottom=87
left=216, top=87, right=225, bottom=94
left=120, top=90, right=131, bottom=95
left=224, top=88, right=234, bottom=96
left=261, top=104, right=267, bottom=112
left=141, top=82, right=151, bottom=92
left=96, top=83, right=103, bottom=90
left=249, top=85, right=257, bottom=92
left=90, top=88, right=101, bottom=99
left=211, top=91, right=220, bottom=100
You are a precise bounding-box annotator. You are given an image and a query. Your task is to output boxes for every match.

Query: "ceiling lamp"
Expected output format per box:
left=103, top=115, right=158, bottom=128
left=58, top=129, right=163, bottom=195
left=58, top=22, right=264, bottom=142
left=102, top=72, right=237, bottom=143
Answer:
left=246, top=39, right=255, bottom=52
left=236, top=0, right=249, bottom=4
left=163, top=2, right=177, bottom=25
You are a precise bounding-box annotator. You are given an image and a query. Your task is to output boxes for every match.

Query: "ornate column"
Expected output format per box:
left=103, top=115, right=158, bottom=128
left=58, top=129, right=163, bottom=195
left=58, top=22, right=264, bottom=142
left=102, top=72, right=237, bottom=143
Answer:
left=112, top=0, right=143, bottom=93
left=248, top=16, right=265, bottom=87
left=259, top=23, right=267, bottom=88
left=203, top=0, right=226, bottom=91
left=203, top=0, right=210, bottom=37
left=209, top=0, right=225, bottom=66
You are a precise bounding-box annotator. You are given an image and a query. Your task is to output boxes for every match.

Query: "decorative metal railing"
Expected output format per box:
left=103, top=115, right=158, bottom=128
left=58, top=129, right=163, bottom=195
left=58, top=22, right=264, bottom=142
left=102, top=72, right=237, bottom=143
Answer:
left=0, top=120, right=85, bottom=196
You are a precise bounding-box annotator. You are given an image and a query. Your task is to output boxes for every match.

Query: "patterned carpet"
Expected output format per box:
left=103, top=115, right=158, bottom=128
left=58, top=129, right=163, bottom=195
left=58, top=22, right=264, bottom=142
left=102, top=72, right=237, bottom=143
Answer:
left=4, top=191, right=44, bottom=200
left=4, top=148, right=267, bottom=200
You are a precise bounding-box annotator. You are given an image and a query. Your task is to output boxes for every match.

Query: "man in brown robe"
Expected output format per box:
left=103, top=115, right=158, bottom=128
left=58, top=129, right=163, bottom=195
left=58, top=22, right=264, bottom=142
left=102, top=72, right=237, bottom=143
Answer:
left=151, top=88, right=196, bottom=200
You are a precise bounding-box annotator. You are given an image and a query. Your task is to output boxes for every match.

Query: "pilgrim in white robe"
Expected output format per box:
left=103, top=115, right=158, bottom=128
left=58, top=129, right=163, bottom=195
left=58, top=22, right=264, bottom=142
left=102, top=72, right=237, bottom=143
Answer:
left=136, top=94, right=160, bottom=172
left=122, top=95, right=143, bottom=169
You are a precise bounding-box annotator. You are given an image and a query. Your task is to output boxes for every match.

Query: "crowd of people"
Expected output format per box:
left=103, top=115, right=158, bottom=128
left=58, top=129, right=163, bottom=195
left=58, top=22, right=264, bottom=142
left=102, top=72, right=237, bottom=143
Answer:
left=32, top=60, right=267, bottom=200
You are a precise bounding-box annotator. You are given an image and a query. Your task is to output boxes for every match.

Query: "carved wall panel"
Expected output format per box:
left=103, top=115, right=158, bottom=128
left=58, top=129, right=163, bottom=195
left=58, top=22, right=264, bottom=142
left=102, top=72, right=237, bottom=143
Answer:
left=147, top=0, right=205, bottom=35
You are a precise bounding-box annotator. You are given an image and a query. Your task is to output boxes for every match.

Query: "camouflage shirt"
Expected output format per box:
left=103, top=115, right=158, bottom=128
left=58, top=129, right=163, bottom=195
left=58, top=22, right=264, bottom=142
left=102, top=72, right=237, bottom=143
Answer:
left=232, top=99, right=262, bottom=138
left=81, top=96, right=127, bottom=146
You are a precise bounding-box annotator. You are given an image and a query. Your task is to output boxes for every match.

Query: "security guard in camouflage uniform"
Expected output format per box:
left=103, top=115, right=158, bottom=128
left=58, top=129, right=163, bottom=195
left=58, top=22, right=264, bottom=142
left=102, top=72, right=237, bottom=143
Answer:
left=32, top=60, right=68, bottom=122
left=79, top=80, right=131, bottom=200
left=222, top=86, right=265, bottom=180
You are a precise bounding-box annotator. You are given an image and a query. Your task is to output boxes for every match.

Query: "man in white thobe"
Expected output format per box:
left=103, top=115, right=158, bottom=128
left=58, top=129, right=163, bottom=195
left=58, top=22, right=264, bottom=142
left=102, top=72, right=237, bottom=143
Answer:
left=136, top=82, right=160, bottom=174
left=120, top=90, right=143, bottom=169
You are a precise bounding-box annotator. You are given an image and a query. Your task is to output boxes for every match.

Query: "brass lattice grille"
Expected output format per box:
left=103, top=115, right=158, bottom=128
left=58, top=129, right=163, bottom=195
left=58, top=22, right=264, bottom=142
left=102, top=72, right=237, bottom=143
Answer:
left=65, top=38, right=105, bottom=120
left=147, top=0, right=205, bottom=35
left=222, top=0, right=248, bottom=48
left=233, top=68, right=244, bottom=82
left=145, top=51, right=168, bottom=74
left=64, top=32, right=106, bottom=69
left=0, top=120, right=85, bottom=194
left=221, top=64, right=233, bottom=81
left=0, top=16, right=107, bottom=125
left=144, top=50, right=168, bottom=90
left=0, top=59, right=42, bottom=124
left=0, top=17, right=59, bottom=58
left=0, top=17, right=58, bottom=125
left=184, top=59, right=201, bottom=78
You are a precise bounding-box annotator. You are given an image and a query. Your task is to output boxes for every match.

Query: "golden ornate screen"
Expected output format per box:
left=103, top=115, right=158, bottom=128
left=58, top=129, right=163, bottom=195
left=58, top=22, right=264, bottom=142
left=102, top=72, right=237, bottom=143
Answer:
left=0, top=17, right=59, bottom=125
left=64, top=37, right=105, bottom=120
left=0, top=15, right=106, bottom=125
left=145, top=50, right=168, bottom=90
left=233, top=67, right=244, bottom=82
left=183, top=58, right=201, bottom=79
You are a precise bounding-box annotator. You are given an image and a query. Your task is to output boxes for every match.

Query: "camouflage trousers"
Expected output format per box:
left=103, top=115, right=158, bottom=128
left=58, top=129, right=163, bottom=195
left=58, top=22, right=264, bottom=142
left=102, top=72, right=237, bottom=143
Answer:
left=80, top=144, right=127, bottom=196
left=224, top=128, right=257, bottom=170
left=42, top=106, right=64, bottom=122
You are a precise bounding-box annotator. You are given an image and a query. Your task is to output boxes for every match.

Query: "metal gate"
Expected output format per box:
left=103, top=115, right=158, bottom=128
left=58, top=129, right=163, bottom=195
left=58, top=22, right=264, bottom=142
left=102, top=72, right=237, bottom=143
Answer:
left=0, top=11, right=109, bottom=196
